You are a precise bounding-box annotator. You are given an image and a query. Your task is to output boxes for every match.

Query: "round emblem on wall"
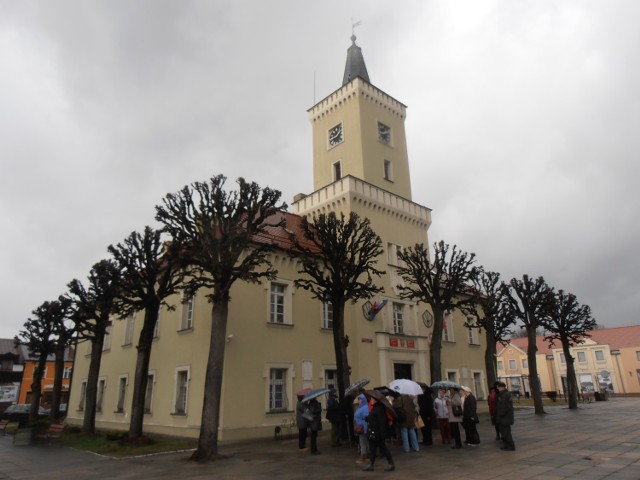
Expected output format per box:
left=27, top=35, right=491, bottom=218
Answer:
left=422, top=310, right=433, bottom=328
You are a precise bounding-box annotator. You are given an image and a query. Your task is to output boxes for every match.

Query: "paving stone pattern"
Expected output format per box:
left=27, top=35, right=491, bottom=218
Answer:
left=1, top=398, right=639, bottom=479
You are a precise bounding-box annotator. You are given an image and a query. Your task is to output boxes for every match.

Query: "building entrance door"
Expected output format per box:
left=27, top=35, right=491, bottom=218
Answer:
left=393, top=363, right=413, bottom=380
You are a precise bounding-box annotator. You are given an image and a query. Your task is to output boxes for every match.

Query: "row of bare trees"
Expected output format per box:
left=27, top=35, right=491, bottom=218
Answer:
left=14, top=174, right=594, bottom=463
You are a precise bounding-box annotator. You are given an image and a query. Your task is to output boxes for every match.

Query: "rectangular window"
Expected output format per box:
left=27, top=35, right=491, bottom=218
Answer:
left=96, top=378, right=106, bottom=412
left=560, top=352, right=566, bottom=364
left=123, top=314, right=135, bottom=346
left=270, top=283, right=286, bottom=324
left=78, top=381, right=87, bottom=411
left=322, top=302, right=333, bottom=330
left=63, top=366, right=73, bottom=379
left=497, top=361, right=503, bottom=371
left=175, top=370, right=189, bottom=415
left=383, top=159, right=393, bottom=181
left=324, top=369, right=337, bottom=391
left=116, top=376, right=127, bottom=413
left=467, top=327, right=478, bottom=345
left=144, top=373, right=155, bottom=414
left=387, top=243, right=403, bottom=266
left=595, top=350, right=605, bottom=362
left=180, top=295, right=194, bottom=330
left=636, top=351, right=640, bottom=361
left=508, top=359, right=517, bottom=370
left=269, top=368, right=287, bottom=412
left=153, top=318, right=160, bottom=338
left=393, top=302, right=404, bottom=334
left=443, top=313, right=454, bottom=342
left=522, top=359, right=528, bottom=369
left=577, top=351, right=587, bottom=363
left=333, top=161, right=342, bottom=181
left=103, top=325, right=112, bottom=351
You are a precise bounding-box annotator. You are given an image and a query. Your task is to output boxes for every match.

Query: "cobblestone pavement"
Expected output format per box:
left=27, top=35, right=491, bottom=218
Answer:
left=1, top=398, right=639, bottom=480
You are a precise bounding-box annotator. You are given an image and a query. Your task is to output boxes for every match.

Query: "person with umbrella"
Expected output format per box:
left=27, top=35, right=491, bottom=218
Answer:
left=417, top=383, right=434, bottom=446
left=362, top=391, right=395, bottom=472
left=296, top=388, right=326, bottom=454
left=447, top=387, right=464, bottom=449
left=296, top=390, right=312, bottom=451
left=325, top=388, right=342, bottom=447
left=433, top=387, right=451, bottom=444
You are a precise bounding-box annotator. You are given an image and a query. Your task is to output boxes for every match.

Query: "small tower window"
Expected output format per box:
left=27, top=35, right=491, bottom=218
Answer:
left=384, top=159, right=393, bottom=181
left=333, top=161, right=342, bottom=181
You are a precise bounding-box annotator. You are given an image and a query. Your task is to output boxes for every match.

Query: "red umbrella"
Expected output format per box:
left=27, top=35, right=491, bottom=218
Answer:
left=297, top=388, right=313, bottom=398
left=364, top=389, right=397, bottom=418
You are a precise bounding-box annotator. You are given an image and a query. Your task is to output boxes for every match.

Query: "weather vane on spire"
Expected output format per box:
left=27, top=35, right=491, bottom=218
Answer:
left=351, top=18, right=362, bottom=38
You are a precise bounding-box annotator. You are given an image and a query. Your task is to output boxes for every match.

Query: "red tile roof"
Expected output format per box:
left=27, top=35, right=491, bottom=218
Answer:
left=251, top=211, right=318, bottom=252
left=498, top=325, right=640, bottom=354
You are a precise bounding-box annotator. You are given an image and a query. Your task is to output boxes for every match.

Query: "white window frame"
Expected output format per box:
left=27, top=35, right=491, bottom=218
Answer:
left=267, top=280, right=293, bottom=325
left=392, top=302, right=404, bottom=334
left=324, top=368, right=338, bottom=392
left=467, top=326, right=479, bottom=345
left=559, top=352, right=566, bottom=364
left=522, top=359, right=528, bottom=369
left=577, top=351, right=587, bottom=363
left=123, top=314, right=135, bottom=346
left=268, top=368, right=288, bottom=412
left=96, top=377, right=107, bottom=413
left=508, top=359, right=517, bottom=370
left=144, top=372, right=155, bottom=414
left=446, top=370, right=458, bottom=383
left=116, top=374, right=128, bottom=413
left=103, top=324, right=112, bottom=351
left=387, top=243, right=403, bottom=266
left=322, top=302, right=333, bottom=330
left=63, top=366, right=73, bottom=379
left=595, top=350, right=605, bottom=362
left=173, top=367, right=190, bottom=415
left=443, top=313, right=454, bottom=342
left=180, top=294, right=194, bottom=331
left=497, top=360, right=503, bottom=371
left=264, top=363, right=294, bottom=413
left=78, top=380, right=87, bottom=411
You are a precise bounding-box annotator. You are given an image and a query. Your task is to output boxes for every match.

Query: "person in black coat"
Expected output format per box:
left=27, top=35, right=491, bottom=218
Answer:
left=461, top=386, right=480, bottom=445
left=417, top=385, right=433, bottom=445
left=362, top=399, right=395, bottom=472
left=495, top=382, right=515, bottom=451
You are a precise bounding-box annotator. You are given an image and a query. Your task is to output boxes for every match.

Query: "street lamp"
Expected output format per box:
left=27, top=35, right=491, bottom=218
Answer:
left=610, top=349, right=626, bottom=395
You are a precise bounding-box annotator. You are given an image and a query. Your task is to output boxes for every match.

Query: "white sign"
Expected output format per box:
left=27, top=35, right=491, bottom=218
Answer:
left=0, top=385, right=19, bottom=403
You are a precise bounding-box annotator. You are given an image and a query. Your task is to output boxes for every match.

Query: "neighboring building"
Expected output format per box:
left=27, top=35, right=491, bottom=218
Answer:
left=18, top=347, right=74, bottom=408
left=0, top=339, right=26, bottom=413
left=66, top=35, right=488, bottom=441
left=497, top=325, right=640, bottom=397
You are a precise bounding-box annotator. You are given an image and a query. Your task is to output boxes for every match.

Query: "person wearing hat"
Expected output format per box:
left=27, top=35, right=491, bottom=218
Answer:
left=326, top=388, right=343, bottom=447
left=495, top=381, right=515, bottom=451
left=461, top=386, right=480, bottom=446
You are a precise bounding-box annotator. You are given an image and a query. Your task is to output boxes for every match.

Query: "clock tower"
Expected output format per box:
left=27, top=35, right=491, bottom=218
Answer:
left=306, top=35, right=413, bottom=200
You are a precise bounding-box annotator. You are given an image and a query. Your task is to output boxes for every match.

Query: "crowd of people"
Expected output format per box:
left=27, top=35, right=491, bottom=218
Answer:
left=295, top=380, right=516, bottom=472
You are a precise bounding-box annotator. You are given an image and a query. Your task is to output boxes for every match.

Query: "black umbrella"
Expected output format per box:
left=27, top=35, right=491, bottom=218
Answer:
left=364, top=389, right=397, bottom=418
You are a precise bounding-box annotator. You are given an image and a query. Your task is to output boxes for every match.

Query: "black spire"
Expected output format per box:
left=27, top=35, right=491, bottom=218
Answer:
left=342, top=34, right=370, bottom=86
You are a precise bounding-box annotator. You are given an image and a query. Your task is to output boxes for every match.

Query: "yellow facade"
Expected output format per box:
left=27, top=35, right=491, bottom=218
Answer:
left=66, top=37, right=489, bottom=441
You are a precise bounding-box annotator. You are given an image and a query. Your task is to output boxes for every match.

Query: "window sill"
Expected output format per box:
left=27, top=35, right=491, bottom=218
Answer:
left=267, top=409, right=293, bottom=415
left=177, top=327, right=193, bottom=334
left=266, top=322, right=294, bottom=328
left=171, top=412, right=187, bottom=417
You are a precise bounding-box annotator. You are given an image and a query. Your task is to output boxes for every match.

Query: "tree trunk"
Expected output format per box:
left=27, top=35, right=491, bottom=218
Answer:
left=29, top=355, right=47, bottom=422
left=51, top=343, right=65, bottom=421
left=429, top=307, right=445, bottom=383
left=82, top=331, right=105, bottom=435
left=484, top=327, right=498, bottom=389
left=191, top=299, right=228, bottom=461
left=526, top=322, right=545, bottom=415
left=128, top=305, right=160, bottom=439
left=562, top=341, right=579, bottom=409
left=332, top=300, right=349, bottom=399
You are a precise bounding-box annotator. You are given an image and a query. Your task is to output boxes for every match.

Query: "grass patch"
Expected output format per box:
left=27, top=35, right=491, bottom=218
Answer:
left=61, top=427, right=197, bottom=457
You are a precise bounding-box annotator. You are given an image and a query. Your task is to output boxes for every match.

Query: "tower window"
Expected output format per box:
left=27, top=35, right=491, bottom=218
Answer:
left=333, top=161, right=342, bottom=181
left=384, top=159, right=393, bottom=181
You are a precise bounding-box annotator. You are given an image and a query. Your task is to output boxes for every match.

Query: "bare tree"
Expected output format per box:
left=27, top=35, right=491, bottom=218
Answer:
left=470, top=270, right=515, bottom=389
left=67, top=259, right=122, bottom=434
left=289, top=212, right=384, bottom=401
left=541, top=290, right=596, bottom=409
left=49, top=295, right=75, bottom=422
left=108, top=226, right=186, bottom=441
left=397, top=241, right=480, bottom=382
left=501, top=275, right=554, bottom=415
left=155, top=175, right=286, bottom=460
left=15, top=300, right=61, bottom=422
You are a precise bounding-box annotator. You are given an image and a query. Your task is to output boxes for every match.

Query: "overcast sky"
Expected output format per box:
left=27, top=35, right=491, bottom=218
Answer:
left=2, top=0, right=639, bottom=339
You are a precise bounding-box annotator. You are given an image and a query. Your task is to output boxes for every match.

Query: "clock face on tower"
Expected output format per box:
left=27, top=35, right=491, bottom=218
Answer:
left=328, top=123, right=343, bottom=147
left=378, top=122, right=391, bottom=144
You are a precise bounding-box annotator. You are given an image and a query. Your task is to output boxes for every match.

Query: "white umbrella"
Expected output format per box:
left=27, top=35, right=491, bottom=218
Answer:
left=388, top=378, right=423, bottom=396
